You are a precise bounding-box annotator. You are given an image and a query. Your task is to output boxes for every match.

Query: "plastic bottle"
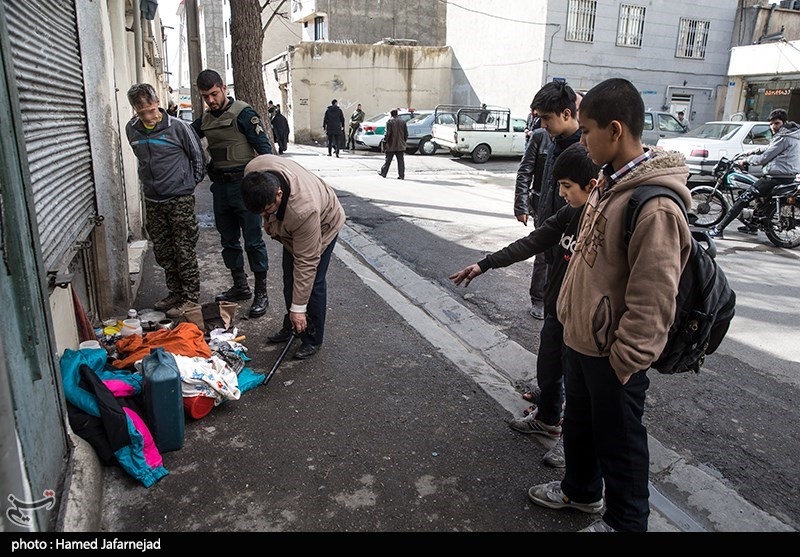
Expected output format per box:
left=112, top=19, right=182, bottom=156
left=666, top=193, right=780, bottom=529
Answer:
left=141, top=347, right=185, bottom=453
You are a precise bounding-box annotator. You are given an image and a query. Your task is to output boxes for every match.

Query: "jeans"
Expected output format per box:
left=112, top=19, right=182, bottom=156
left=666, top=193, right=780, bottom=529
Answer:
left=561, top=347, right=650, bottom=532
left=279, top=235, right=338, bottom=347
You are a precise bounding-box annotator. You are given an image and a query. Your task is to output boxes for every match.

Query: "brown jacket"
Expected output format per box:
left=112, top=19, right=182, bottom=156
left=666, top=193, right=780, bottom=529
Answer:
left=557, top=149, right=692, bottom=378
left=384, top=115, right=408, bottom=152
left=244, top=155, right=345, bottom=312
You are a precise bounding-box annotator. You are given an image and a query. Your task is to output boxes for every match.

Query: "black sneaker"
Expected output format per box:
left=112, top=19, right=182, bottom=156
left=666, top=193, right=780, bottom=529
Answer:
left=267, top=328, right=294, bottom=343
left=707, top=226, right=724, bottom=239
left=737, top=225, right=758, bottom=235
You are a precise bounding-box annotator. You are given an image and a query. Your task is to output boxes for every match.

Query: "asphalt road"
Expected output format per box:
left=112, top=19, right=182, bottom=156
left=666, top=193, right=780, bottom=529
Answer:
left=96, top=144, right=797, bottom=535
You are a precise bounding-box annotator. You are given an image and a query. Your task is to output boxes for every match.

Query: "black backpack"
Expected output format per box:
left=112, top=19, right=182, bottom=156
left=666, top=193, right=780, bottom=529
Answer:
left=624, top=186, right=736, bottom=374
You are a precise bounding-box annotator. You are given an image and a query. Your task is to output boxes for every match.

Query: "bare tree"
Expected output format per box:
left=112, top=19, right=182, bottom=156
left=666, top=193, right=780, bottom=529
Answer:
left=229, top=0, right=288, bottom=145
left=229, top=0, right=268, bottom=119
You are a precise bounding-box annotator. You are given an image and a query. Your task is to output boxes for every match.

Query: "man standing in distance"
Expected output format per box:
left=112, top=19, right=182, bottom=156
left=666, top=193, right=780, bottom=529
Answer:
left=378, top=109, right=408, bottom=180
left=192, top=69, right=272, bottom=319
left=323, top=99, right=345, bottom=157
left=125, top=83, right=205, bottom=318
left=347, top=103, right=365, bottom=151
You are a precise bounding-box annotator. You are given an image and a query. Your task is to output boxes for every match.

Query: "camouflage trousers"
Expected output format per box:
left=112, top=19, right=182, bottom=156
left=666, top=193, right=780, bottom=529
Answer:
left=145, top=195, right=200, bottom=302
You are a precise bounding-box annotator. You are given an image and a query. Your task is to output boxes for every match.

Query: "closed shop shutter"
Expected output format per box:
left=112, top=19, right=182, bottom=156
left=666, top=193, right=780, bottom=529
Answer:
left=4, top=0, right=96, bottom=273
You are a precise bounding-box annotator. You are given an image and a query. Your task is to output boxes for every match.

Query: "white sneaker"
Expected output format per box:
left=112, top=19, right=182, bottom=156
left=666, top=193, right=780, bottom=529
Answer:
left=543, top=435, right=565, bottom=468
left=579, top=519, right=616, bottom=532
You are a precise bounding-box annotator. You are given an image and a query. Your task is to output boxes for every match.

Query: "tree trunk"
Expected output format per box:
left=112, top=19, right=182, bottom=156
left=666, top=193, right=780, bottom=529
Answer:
left=229, top=0, right=272, bottom=143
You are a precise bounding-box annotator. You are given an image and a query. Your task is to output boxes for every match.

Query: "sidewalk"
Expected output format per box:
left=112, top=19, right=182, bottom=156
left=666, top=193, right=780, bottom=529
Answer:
left=59, top=147, right=793, bottom=533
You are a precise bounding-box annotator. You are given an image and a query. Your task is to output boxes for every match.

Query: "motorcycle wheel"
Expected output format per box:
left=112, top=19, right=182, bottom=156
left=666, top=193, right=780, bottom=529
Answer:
left=689, top=186, right=728, bottom=227
left=764, top=198, right=800, bottom=249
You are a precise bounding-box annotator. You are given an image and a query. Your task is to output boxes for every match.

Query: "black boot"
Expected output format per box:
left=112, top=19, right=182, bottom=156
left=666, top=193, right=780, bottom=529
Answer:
left=216, top=268, right=252, bottom=302
left=249, top=271, right=269, bottom=318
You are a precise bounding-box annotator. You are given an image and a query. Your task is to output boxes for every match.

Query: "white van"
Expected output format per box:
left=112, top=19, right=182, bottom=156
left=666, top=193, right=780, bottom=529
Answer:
left=431, top=104, right=527, bottom=163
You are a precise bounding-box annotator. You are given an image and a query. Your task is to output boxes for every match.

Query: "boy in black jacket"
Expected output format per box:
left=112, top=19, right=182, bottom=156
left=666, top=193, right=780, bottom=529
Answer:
left=450, top=143, right=598, bottom=468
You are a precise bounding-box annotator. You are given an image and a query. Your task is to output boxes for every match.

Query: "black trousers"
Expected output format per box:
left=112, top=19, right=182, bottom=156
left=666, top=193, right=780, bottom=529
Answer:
left=380, top=150, right=405, bottom=178
left=279, top=236, right=338, bottom=347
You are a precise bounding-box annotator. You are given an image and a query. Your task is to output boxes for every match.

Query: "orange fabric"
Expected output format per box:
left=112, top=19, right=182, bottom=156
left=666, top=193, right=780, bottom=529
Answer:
left=113, top=322, right=211, bottom=369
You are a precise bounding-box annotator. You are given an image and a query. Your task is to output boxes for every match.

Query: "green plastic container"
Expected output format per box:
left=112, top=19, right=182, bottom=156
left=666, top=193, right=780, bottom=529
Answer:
left=142, top=347, right=185, bottom=453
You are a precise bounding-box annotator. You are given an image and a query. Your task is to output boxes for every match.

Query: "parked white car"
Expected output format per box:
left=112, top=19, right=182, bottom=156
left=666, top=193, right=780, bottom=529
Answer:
left=642, top=111, right=688, bottom=146
left=354, top=109, right=420, bottom=150
left=431, top=104, right=527, bottom=163
left=657, top=120, right=773, bottom=179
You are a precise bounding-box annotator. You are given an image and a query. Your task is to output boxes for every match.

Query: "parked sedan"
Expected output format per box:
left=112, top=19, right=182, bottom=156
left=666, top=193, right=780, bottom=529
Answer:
left=354, top=109, right=420, bottom=150
left=657, top=120, right=773, bottom=179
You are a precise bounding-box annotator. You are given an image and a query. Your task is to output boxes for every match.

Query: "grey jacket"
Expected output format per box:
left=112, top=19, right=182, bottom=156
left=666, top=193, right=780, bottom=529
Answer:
left=126, top=109, right=205, bottom=201
left=747, top=121, right=800, bottom=177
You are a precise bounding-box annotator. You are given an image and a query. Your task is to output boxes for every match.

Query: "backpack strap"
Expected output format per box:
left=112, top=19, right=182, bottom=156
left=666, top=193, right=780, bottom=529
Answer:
left=624, top=185, right=687, bottom=246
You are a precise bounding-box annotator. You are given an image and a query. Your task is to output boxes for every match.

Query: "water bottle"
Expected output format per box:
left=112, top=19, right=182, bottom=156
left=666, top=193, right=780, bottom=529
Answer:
left=142, top=347, right=185, bottom=453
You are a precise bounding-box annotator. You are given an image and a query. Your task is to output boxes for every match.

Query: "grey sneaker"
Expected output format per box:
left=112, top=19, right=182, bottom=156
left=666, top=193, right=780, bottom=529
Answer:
left=528, top=481, right=603, bottom=514
left=543, top=435, right=565, bottom=468
left=166, top=300, right=201, bottom=319
left=508, top=413, right=562, bottom=438
left=579, top=519, right=616, bottom=532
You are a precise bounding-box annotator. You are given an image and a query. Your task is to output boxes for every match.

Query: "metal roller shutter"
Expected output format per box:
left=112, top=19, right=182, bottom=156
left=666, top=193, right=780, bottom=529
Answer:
left=4, top=0, right=96, bottom=274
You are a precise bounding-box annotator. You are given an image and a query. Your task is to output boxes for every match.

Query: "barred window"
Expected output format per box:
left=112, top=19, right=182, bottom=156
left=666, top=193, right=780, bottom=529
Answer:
left=566, top=0, right=597, bottom=43
left=617, top=4, right=646, bottom=48
left=676, top=18, right=709, bottom=59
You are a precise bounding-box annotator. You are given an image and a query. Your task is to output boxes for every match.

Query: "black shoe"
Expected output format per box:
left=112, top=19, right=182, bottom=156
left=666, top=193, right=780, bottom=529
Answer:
left=294, top=342, right=320, bottom=360
left=377, top=171, right=386, bottom=178
left=215, top=284, right=252, bottom=302
left=267, top=328, right=294, bottom=343
left=737, top=225, right=758, bottom=235
left=707, top=226, right=724, bottom=239
left=248, top=290, right=269, bottom=318
left=397, top=176, right=404, bottom=180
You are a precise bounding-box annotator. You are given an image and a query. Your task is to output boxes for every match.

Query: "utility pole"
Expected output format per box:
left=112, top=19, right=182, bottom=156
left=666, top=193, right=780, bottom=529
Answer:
left=185, top=0, right=203, bottom=118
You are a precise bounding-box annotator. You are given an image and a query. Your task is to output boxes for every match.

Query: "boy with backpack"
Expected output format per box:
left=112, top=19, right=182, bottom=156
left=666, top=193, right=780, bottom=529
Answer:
left=527, top=78, right=693, bottom=532
left=450, top=143, right=599, bottom=469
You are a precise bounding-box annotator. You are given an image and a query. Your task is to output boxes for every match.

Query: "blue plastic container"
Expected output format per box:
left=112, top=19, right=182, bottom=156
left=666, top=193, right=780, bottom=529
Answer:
left=142, top=347, right=185, bottom=453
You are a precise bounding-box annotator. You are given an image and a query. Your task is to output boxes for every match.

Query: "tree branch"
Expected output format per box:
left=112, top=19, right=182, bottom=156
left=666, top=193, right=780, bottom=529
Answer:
left=261, top=0, right=288, bottom=38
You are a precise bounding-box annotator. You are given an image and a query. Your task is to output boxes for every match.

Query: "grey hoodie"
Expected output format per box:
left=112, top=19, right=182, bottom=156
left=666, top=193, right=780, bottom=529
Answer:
left=746, top=121, right=800, bottom=177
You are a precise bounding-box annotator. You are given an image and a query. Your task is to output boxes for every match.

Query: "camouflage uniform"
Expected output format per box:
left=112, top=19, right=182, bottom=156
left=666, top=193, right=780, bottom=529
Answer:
left=145, top=195, right=200, bottom=302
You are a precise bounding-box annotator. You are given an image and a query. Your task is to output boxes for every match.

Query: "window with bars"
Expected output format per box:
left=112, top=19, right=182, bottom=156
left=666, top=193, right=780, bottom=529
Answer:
left=566, top=0, right=597, bottom=43
left=314, top=16, right=325, bottom=41
left=617, top=4, right=645, bottom=48
left=676, top=18, right=709, bottom=59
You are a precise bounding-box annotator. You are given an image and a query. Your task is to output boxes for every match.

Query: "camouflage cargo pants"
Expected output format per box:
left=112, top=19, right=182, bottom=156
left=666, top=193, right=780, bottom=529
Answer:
left=145, top=195, right=200, bottom=302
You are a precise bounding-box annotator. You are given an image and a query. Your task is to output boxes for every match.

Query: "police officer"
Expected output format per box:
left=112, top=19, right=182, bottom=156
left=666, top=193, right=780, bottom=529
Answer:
left=192, top=69, right=272, bottom=318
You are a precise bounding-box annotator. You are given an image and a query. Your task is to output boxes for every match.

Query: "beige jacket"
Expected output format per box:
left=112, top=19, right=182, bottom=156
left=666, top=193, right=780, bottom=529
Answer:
left=557, top=149, right=692, bottom=378
left=244, top=155, right=345, bottom=312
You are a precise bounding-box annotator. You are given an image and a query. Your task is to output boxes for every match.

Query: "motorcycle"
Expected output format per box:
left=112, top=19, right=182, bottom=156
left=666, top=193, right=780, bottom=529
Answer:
left=689, top=153, right=800, bottom=249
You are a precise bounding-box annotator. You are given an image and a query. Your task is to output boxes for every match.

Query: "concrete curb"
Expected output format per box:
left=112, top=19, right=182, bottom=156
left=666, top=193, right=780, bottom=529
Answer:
left=336, top=221, right=795, bottom=532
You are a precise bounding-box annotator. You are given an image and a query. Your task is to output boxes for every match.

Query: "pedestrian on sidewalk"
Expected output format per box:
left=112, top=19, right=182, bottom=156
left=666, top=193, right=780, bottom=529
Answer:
left=528, top=77, right=691, bottom=532
left=347, top=103, right=365, bottom=151
left=240, top=155, right=346, bottom=360
left=271, top=105, right=290, bottom=155
left=192, top=69, right=273, bottom=319
left=378, top=109, right=408, bottom=180
left=450, top=143, right=598, bottom=469
left=514, top=109, right=553, bottom=320
left=125, top=83, right=205, bottom=317
left=529, top=82, right=582, bottom=319
left=323, top=99, right=345, bottom=157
